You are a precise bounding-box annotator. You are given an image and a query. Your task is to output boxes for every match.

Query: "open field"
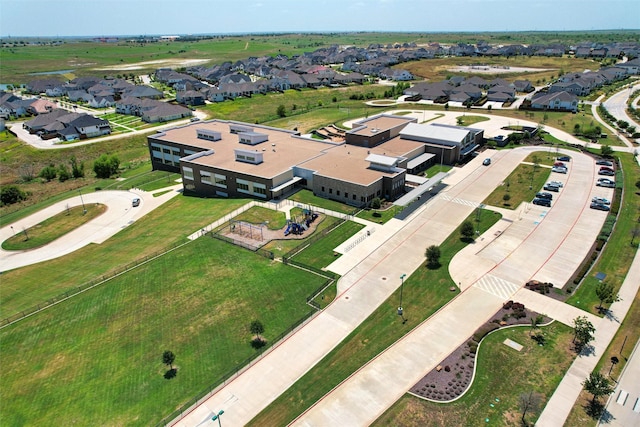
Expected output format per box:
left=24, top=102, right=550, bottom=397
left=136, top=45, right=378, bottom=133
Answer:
left=372, top=322, right=575, bottom=426
left=247, top=210, right=502, bottom=426
left=290, top=221, right=365, bottom=269
left=482, top=160, right=552, bottom=209
left=3, top=31, right=639, bottom=83
left=0, top=195, right=247, bottom=316
left=0, top=236, right=326, bottom=426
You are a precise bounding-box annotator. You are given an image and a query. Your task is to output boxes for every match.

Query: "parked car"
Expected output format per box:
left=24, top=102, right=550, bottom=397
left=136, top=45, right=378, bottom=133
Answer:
left=551, top=166, right=568, bottom=174
left=482, top=158, right=491, bottom=166
left=533, top=198, right=551, bottom=207
left=536, top=192, right=553, bottom=200
left=543, top=184, right=560, bottom=192
left=595, top=159, right=613, bottom=166
left=596, top=178, right=615, bottom=188
left=557, top=156, right=571, bottom=162
left=598, top=169, right=615, bottom=176
left=553, top=161, right=565, bottom=167
left=548, top=180, right=564, bottom=187
left=590, top=202, right=610, bottom=211
left=190, top=117, right=200, bottom=122
left=591, top=197, right=611, bottom=205
left=599, top=166, right=614, bottom=172
left=132, top=197, right=141, bottom=207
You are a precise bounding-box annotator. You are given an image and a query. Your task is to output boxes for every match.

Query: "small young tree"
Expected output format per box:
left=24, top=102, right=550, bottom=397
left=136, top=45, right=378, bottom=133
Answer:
left=573, top=316, right=596, bottom=351
left=93, top=154, right=120, bottom=178
left=0, top=185, right=27, bottom=205
left=58, top=164, right=71, bottom=182
left=595, top=282, right=618, bottom=310
left=582, top=371, right=614, bottom=406
left=425, top=245, right=441, bottom=268
left=460, top=221, right=475, bottom=241
left=39, top=164, right=57, bottom=182
left=503, top=193, right=511, bottom=205
left=519, top=391, right=541, bottom=425
left=371, top=197, right=381, bottom=209
left=276, top=104, right=286, bottom=118
left=250, top=320, right=264, bottom=341
left=70, top=156, right=85, bottom=179
left=162, top=350, right=175, bottom=370
left=601, top=145, right=613, bottom=158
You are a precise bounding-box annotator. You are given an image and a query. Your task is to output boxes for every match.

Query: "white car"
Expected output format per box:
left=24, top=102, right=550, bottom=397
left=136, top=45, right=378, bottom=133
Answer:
left=548, top=181, right=564, bottom=188
left=592, top=197, right=611, bottom=205
left=551, top=166, right=568, bottom=174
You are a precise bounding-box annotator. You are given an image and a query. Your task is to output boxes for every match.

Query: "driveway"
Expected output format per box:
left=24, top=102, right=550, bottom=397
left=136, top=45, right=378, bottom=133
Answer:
left=0, top=185, right=182, bottom=272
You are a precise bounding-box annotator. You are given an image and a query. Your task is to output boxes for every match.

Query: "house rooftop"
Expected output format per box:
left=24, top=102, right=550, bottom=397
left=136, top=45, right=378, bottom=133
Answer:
left=348, top=114, right=416, bottom=137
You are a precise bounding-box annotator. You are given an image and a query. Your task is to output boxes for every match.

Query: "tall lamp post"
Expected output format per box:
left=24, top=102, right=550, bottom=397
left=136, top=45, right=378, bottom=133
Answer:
left=211, top=410, right=224, bottom=427
left=398, top=273, right=406, bottom=322
left=78, top=189, right=87, bottom=215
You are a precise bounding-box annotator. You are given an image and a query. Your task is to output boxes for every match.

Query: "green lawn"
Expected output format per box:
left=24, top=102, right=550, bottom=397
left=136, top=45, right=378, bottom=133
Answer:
left=356, top=206, right=400, bottom=224
left=1, top=204, right=106, bottom=250
left=262, top=214, right=343, bottom=258
left=567, top=153, right=640, bottom=315
left=247, top=210, right=502, bottom=426
left=288, top=189, right=357, bottom=215
left=0, top=236, right=326, bottom=426
left=456, top=114, right=490, bottom=126
left=373, top=322, right=575, bottom=427
left=291, top=221, right=365, bottom=269
left=0, top=195, right=247, bottom=317
left=233, top=206, right=287, bottom=230
left=483, top=160, right=552, bottom=209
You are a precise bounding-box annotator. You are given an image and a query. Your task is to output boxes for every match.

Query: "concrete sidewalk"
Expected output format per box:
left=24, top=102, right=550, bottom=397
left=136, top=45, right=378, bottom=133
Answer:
left=536, top=247, right=640, bottom=426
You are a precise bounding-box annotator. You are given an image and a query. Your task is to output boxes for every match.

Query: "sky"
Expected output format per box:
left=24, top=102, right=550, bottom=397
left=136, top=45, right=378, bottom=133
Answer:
left=1, top=0, right=639, bottom=38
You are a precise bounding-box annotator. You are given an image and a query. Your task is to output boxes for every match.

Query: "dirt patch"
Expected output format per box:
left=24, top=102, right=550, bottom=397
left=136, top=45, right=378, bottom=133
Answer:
left=447, top=65, right=554, bottom=74
left=94, top=58, right=210, bottom=71
left=410, top=302, right=550, bottom=402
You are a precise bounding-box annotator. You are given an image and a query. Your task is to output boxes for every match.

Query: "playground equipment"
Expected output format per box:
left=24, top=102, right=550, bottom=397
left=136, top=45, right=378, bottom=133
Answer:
left=284, top=210, right=319, bottom=236
left=230, top=220, right=264, bottom=241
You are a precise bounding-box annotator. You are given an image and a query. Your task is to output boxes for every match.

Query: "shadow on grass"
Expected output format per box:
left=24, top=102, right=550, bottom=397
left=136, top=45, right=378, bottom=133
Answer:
left=164, top=368, right=177, bottom=379
left=584, top=399, right=606, bottom=419
left=251, top=338, right=266, bottom=349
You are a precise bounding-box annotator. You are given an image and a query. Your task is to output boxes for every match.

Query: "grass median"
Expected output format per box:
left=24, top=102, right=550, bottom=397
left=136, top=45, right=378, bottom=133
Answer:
left=247, top=210, right=502, bottom=426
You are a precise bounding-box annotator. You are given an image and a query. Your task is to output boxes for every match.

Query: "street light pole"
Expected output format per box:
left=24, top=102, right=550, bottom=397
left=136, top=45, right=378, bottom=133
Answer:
left=78, top=189, right=86, bottom=215
left=212, top=409, right=224, bottom=427
left=398, top=273, right=406, bottom=322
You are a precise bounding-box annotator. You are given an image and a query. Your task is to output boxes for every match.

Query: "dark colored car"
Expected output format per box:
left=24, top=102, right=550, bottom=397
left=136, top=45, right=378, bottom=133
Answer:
left=598, top=169, right=615, bottom=176
left=132, top=197, right=141, bottom=207
left=482, top=158, right=491, bottom=166
left=590, top=202, right=610, bottom=211
left=595, top=159, right=613, bottom=166
left=557, top=156, right=571, bottom=162
left=535, top=192, right=553, bottom=200
left=533, top=198, right=551, bottom=207
left=599, top=166, right=614, bottom=172
left=543, top=184, right=560, bottom=192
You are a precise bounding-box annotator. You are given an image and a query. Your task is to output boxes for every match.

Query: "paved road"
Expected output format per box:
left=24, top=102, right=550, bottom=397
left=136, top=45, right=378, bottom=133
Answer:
left=173, top=147, right=611, bottom=427
left=603, top=84, right=640, bottom=132
left=0, top=185, right=182, bottom=272
left=599, top=337, right=640, bottom=427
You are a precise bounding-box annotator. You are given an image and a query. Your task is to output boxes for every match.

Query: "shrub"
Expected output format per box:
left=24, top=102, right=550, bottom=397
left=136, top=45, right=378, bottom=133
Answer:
left=93, top=154, right=120, bottom=178
left=512, top=309, right=526, bottom=319
left=372, top=211, right=382, bottom=218
left=371, top=197, right=381, bottom=209
left=473, top=323, right=500, bottom=342
left=39, top=164, right=57, bottom=182
left=0, top=184, right=28, bottom=205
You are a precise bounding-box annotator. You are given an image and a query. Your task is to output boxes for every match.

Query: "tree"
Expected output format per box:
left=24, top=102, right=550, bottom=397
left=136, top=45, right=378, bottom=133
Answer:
left=574, top=123, right=581, bottom=134
left=250, top=320, right=264, bottom=341
left=0, top=185, right=27, bottom=205
left=519, top=391, right=541, bottom=425
left=530, top=314, right=544, bottom=336
left=93, top=154, right=120, bottom=178
left=425, top=245, right=441, bottom=268
left=582, top=370, right=614, bottom=405
left=460, top=221, right=475, bottom=240
left=632, top=226, right=640, bottom=246
left=70, top=156, right=85, bottom=178
left=371, top=197, right=381, bottom=209
left=39, top=164, right=57, bottom=182
left=595, top=282, right=618, bottom=310
left=601, top=145, right=613, bottom=157
left=573, top=316, right=595, bottom=351
left=276, top=104, right=286, bottom=117
left=58, top=164, right=71, bottom=182
left=162, top=350, right=175, bottom=370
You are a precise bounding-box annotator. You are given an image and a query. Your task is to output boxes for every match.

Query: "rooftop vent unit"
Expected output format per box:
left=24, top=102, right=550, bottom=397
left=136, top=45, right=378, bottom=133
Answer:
left=229, top=124, right=253, bottom=134
left=238, top=131, right=268, bottom=145
left=234, top=148, right=264, bottom=165
left=196, top=128, right=221, bottom=141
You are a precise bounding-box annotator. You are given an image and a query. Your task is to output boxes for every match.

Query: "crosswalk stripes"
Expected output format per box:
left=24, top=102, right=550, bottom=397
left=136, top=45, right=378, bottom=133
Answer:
left=440, top=194, right=483, bottom=208
left=473, top=274, right=521, bottom=300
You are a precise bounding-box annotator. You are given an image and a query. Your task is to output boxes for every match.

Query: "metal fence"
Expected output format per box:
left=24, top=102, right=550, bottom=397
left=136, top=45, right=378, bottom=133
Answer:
left=208, top=231, right=274, bottom=259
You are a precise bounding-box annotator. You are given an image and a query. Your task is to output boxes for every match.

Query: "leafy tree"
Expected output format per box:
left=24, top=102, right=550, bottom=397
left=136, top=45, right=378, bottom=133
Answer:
left=425, top=245, right=441, bottom=268
left=503, top=193, right=511, bottom=205
left=519, top=391, right=541, bottom=425
left=276, top=104, right=286, bottom=117
left=70, top=156, right=85, bottom=178
left=0, top=185, right=27, bottom=205
left=93, top=154, right=120, bottom=178
left=600, top=145, right=613, bottom=157
left=39, top=164, right=57, bottom=182
left=573, top=123, right=581, bottom=134
left=162, top=350, right=175, bottom=370
left=530, top=314, right=544, bottom=336
left=460, top=221, right=475, bottom=240
left=250, top=320, right=264, bottom=341
left=573, top=316, right=595, bottom=351
left=595, top=282, right=618, bottom=310
left=58, top=164, right=71, bottom=182
left=582, top=371, right=614, bottom=405
left=371, top=197, right=381, bottom=209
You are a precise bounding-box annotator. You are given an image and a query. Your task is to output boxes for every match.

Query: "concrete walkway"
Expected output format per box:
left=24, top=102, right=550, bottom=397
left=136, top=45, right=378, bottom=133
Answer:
left=536, top=247, right=640, bottom=426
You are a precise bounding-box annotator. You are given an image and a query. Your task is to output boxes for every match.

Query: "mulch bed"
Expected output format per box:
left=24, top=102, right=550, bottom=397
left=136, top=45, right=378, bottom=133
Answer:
left=410, top=301, right=550, bottom=402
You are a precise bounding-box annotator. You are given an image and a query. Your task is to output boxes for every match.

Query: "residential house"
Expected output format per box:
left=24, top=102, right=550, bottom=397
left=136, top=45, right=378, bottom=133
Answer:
left=530, top=91, right=578, bottom=112
left=142, top=103, right=192, bottom=123
left=176, top=90, right=206, bottom=106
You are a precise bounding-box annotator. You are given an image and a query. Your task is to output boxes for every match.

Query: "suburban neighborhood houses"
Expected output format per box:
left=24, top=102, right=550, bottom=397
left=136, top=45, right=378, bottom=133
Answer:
left=1, top=27, right=640, bottom=427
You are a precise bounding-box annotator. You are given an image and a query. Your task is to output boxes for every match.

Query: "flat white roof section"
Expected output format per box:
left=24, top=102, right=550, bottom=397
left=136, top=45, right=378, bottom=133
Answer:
left=271, top=176, right=303, bottom=192
left=394, top=171, right=449, bottom=207
left=407, top=152, right=436, bottom=169
left=366, top=153, right=398, bottom=167
left=400, top=122, right=469, bottom=144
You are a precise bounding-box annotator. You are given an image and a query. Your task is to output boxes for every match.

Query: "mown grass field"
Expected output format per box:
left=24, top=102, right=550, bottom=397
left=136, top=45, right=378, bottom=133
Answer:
left=0, top=236, right=326, bottom=426
left=373, top=322, right=575, bottom=427
left=483, top=160, right=552, bottom=209
left=0, top=195, right=247, bottom=316
left=247, top=210, right=502, bottom=426
left=290, top=220, right=365, bottom=269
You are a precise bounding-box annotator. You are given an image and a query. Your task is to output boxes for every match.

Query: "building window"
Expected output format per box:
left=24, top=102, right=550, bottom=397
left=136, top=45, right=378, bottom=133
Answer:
left=214, top=174, right=227, bottom=188
left=337, top=190, right=340, bottom=196
left=345, top=193, right=348, bottom=198
left=353, top=194, right=356, bottom=200
left=254, top=187, right=266, bottom=196
left=321, top=186, right=325, bottom=192
left=162, top=148, right=171, bottom=154
left=329, top=188, right=332, bottom=194
left=182, top=167, right=194, bottom=180
left=151, top=146, right=161, bottom=152
left=237, top=183, right=249, bottom=191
